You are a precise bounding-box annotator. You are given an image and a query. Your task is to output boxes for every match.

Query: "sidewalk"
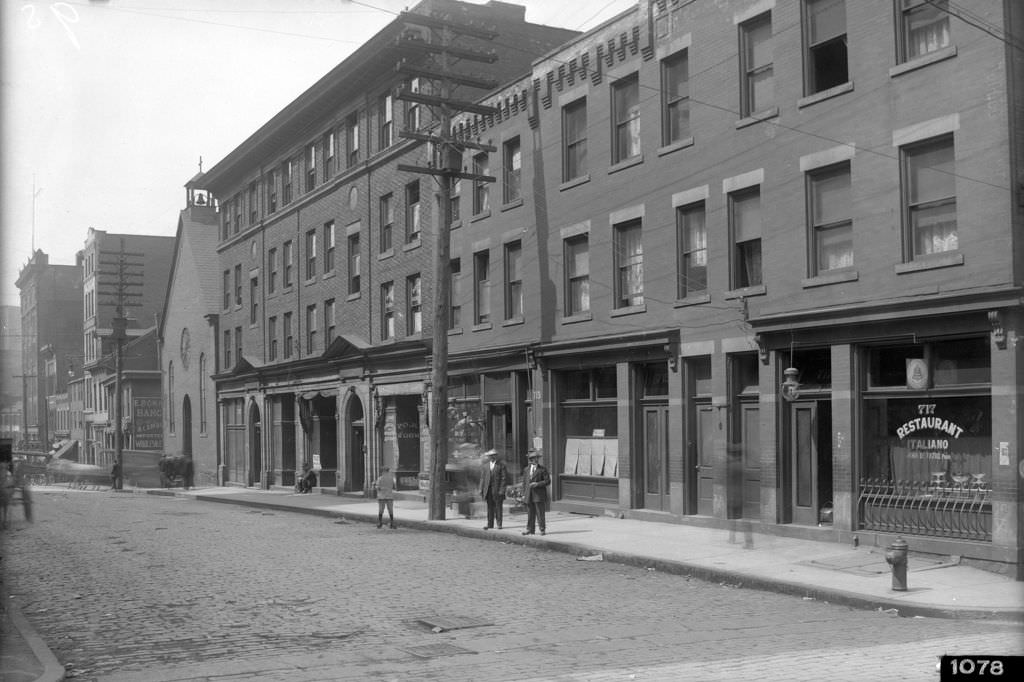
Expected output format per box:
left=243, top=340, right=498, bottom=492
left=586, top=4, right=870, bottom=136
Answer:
left=167, top=485, right=1023, bottom=622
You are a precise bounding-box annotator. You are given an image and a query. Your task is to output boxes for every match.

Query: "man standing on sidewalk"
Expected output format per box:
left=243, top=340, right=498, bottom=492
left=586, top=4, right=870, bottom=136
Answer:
left=479, top=449, right=508, bottom=530
left=374, top=466, right=396, bottom=529
left=521, top=450, right=550, bottom=536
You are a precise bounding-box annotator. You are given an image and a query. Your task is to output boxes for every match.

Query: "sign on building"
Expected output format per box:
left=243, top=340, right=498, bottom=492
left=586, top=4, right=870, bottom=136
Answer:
left=132, top=397, right=163, bottom=450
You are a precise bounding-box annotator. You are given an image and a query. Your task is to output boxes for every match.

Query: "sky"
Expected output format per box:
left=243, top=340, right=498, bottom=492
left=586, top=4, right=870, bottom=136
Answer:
left=0, top=0, right=637, bottom=306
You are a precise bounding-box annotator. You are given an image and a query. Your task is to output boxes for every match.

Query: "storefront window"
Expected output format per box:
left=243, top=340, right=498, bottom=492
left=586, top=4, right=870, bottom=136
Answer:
left=447, top=375, right=484, bottom=469
left=561, top=368, right=618, bottom=478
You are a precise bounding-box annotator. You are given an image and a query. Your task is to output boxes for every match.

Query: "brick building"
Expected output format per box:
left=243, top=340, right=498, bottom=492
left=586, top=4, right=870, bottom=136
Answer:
left=194, top=0, right=1022, bottom=574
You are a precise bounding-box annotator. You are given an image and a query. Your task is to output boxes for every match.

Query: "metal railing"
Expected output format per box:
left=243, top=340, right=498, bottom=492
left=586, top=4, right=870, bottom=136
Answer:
left=857, top=477, right=991, bottom=541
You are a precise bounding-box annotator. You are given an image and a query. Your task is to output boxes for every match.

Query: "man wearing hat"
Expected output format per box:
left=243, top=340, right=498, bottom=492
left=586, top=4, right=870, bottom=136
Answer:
left=478, top=449, right=509, bottom=530
left=521, top=450, right=550, bottom=535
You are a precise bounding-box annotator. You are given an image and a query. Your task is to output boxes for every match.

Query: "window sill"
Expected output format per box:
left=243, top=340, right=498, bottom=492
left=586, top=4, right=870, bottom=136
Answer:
left=657, top=137, right=694, bottom=157
left=501, top=317, right=524, bottom=328
left=561, top=312, right=592, bottom=325
left=322, top=271, right=336, bottom=281
left=559, top=174, right=591, bottom=191
left=895, top=251, right=964, bottom=274
left=346, top=292, right=361, bottom=302
left=673, top=293, right=710, bottom=308
left=608, top=155, right=644, bottom=175
left=470, top=209, right=492, bottom=223
left=723, top=284, right=766, bottom=299
left=450, top=219, right=463, bottom=230
left=736, top=108, right=779, bottom=129
left=610, top=303, right=646, bottom=317
left=889, top=45, right=957, bottom=78
left=802, top=269, right=859, bottom=288
left=402, top=239, right=421, bottom=252
left=472, top=322, right=493, bottom=332
left=303, top=277, right=317, bottom=286
left=377, top=249, right=394, bottom=261
left=797, top=81, right=854, bottom=109
left=501, top=198, right=524, bottom=212
left=448, top=327, right=464, bottom=336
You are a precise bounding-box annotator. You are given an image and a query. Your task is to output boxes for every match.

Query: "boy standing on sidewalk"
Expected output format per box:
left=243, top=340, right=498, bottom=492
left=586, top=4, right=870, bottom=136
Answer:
left=374, top=466, right=396, bottom=529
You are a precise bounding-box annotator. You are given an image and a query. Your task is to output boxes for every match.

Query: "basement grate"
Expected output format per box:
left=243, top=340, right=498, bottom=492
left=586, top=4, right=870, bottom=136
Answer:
left=401, top=643, right=476, bottom=659
left=413, top=615, right=492, bottom=633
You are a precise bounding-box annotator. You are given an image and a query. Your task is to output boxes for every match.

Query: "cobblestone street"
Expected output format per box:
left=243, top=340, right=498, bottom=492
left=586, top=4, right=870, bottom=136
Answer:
left=3, top=488, right=1022, bottom=681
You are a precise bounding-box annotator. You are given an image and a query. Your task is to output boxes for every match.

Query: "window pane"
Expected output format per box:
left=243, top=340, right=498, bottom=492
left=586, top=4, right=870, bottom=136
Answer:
left=808, top=0, right=845, bottom=44
left=811, top=167, right=851, bottom=225
left=747, top=19, right=772, bottom=68
left=905, top=1, right=950, bottom=59
left=733, top=191, right=761, bottom=242
left=912, top=201, right=958, bottom=255
left=908, top=140, right=954, bottom=204
left=816, top=223, right=853, bottom=270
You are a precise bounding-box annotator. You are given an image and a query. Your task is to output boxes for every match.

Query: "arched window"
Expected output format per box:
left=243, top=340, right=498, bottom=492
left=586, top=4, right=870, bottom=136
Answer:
left=168, top=361, right=175, bottom=433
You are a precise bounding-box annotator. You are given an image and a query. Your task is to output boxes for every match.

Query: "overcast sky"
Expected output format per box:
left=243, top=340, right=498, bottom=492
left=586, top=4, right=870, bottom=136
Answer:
left=0, top=0, right=636, bottom=306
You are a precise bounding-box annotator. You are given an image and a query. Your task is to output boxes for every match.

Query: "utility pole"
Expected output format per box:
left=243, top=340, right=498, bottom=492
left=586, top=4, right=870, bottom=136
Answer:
left=394, top=11, right=498, bottom=520
left=96, top=238, right=144, bottom=489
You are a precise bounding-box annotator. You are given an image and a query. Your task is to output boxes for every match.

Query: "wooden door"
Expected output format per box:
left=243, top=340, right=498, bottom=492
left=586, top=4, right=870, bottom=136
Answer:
left=791, top=402, right=818, bottom=525
left=696, top=404, right=716, bottom=516
left=643, top=405, right=670, bottom=512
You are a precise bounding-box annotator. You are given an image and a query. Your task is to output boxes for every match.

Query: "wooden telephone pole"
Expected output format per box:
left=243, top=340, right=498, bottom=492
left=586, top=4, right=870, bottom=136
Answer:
left=394, top=11, right=498, bottom=520
left=96, top=238, right=144, bottom=489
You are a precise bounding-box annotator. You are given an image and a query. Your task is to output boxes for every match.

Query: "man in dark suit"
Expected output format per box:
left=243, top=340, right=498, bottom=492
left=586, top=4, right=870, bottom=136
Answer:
left=521, top=450, right=550, bottom=536
left=478, top=448, right=509, bottom=530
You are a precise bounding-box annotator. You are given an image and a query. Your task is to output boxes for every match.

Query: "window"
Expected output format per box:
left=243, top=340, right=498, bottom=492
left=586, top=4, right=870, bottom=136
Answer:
left=198, top=354, right=207, bottom=433
left=897, top=0, right=949, bottom=62
left=306, top=304, right=317, bottom=354
left=249, top=276, right=259, bottom=324
left=234, top=195, right=242, bottom=233
left=268, top=248, right=278, bottom=293
left=406, top=77, right=422, bottom=131
left=222, top=201, right=231, bottom=239
left=283, top=240, right=293, bottom=287
left=503, top=137, right=522, bottom=203
left=808, top=163, right=853, bottom=274
left=347, top=232, right=361, bottom=294
left=167, top=362, right=175, bottom=433
left=565, top=235, right=590, bottom=315
left=323, top=221, right=335, bottom=273
left=224, top=329, right=232, bottom=369
left=449, top=258, right=462, bottom=329
left=449, top=178, right=461, bottom=223
left=740, top=13, right=774, bottom=116
left=222, top=270, right=231, bottom=309
left=305, top=229, right=317, bottom=280
left=474, top=250, right=491, bottom=324
left=267, top=169, right=278, bottom=213
left=406, top=274, right=422, bottom=335
left=324, top=299, right=336, bottom=345
left=346, top=111, right=360, bottom=167
left=234, top=264, right=242, bottom=306
left=379, top=93, right=393, bottom=150
left=662, top=50, right=690, bottom=145
left=677, top=203, right=707, bottom=297
left=563, top=98, right=587, bottom=181
left=614, top=220, right=644, bottom=307
left=282, top=159, right=293, bottom=205
left=730, top=188, right=763, bottom=288
left=472, top=153, right=490, bottom=214
left=612, top=73, right=641, bottom=163
left=306, top=142, right=317, bottom=192
left=248, top=183, right=258, bottom=225
left=268, top=316, right=278, bottom=361
left=405, top=181, right=421, bottom=243
left=804, top=0, right=848, bottom=95
left=380, top=194, right=394, bottom=253
left=381, top=281, right=395, bottom=340
left=902, top=135, right=957, bottom=258
left=234, top=326, right=242, bottom=366
left=283, top=312, right=293, bottom=359
left=504, top=241, right=523, bottom=320
left=323, top=131, right=335, bottom=182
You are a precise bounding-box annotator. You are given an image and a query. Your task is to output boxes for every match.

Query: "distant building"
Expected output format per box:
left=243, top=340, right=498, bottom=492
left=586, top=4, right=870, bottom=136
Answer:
left=80, top=229, right=174, bottom=461
left=14, top=250, right=82, bottom=450
left=158, top=178, right=222, bottom=485
left=0, top=305, right=21, bottom=441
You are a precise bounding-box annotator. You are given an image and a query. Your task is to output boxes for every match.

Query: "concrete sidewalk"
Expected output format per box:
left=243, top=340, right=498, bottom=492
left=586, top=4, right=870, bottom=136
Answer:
left=164, top=485, right=1023, bottom=622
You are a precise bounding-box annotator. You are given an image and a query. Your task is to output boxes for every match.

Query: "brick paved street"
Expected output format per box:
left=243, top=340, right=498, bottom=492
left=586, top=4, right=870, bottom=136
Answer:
left=3, top=488, right=1022, bottom=681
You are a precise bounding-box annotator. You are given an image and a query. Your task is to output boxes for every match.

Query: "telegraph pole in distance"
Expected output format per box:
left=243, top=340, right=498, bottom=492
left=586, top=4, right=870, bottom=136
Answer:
left=96, top=238, right=144, bottom=489
left=394, top=11, right=498, bottom=520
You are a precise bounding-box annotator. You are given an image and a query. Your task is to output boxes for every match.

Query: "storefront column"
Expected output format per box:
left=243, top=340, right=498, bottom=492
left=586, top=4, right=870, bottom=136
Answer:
left=830, top=344, right=854, bottom=532
left=711, top=351, right=729, bottom=519
left=293, top=394, right=306, bottom=475
left=616, top=361, right=636, bottom=509
left=990, top=308, right=1022, bottom=576
left=759, top=351, right=780, bottom=523
left=668, top=354, right=685, bottom=517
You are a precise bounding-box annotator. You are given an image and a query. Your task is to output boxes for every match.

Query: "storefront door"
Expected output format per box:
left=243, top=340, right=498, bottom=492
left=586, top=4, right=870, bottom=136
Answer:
left=696, top=404, right=716, bottom=516
left=740, top=403, right=761, bottom=519
left=643, top=405, right=670, bottom=512
left=790, top=401, right=832, bottom=525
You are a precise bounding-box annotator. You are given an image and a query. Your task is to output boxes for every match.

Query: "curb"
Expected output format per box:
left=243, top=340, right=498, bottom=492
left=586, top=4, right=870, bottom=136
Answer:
left=181, top=491, right=1024, bottom=624
left=6, top=598, right=65, bottom=682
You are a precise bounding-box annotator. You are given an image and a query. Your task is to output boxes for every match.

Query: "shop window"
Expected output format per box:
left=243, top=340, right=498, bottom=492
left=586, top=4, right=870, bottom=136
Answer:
left=561, top=368, right=619, bottom=479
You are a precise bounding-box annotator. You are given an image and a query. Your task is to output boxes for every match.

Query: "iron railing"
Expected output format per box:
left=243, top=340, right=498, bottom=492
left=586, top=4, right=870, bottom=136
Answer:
left=857, top=477, right=991, bottom=541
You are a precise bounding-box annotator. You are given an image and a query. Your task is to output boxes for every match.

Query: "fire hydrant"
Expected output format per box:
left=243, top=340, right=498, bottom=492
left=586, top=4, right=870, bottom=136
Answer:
left=884, top=537, right=909, bottom=591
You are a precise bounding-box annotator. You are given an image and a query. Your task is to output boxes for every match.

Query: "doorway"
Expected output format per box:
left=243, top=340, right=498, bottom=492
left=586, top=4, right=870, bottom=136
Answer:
left=695, top=404, right=716, bottom=516
left=347, top=396, right=365, bottom=492
left=642, top=405, right=670, bottom=511
left=789, top=400, right=832, bottom=525
left=249, top=402, right=262, bottom=487
left=181, top=395, right=193, bottom=458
